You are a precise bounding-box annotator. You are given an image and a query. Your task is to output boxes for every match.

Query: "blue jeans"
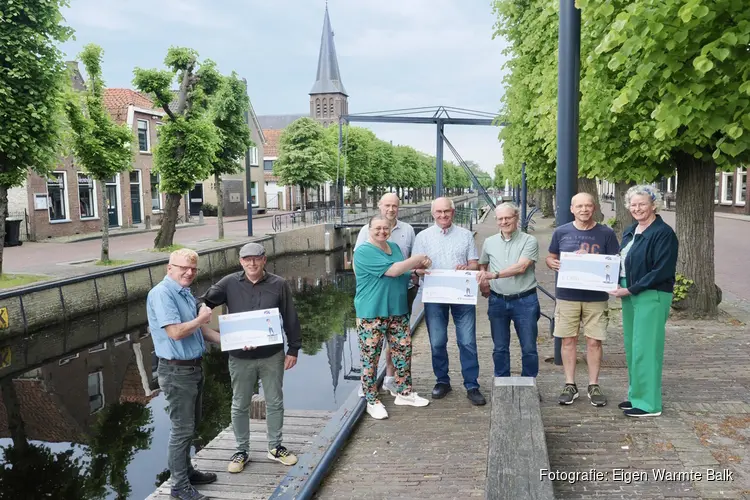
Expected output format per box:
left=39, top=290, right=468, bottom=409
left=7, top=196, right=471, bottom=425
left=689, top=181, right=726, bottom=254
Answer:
left=157, top=362, right=204, bottom=490
left=488, top=292, right=541, bottom=378
left=424, top=303, right=480, bottom=390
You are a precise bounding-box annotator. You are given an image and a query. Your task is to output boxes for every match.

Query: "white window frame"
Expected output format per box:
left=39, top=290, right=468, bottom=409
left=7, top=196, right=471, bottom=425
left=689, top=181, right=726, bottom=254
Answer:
left=77, top=174, right=98, bottom=220
left=88, top=371, right=105, bottom=414
left=714, top=173, right=720, bottom=204
left=113, top=334, right=131, bottom=346
left=737, top=167, right=747, bottom=206
left=89, top=342, right=107, bottom=353
left=58, top=353, right=79, bottom=366
left=721, top=171, right=734, bottom=205
left=249, top=146, right=259, bottom=166
left=137, top=119, right=150, bottom=152
left=47, top=171, right=70, bottom=223
left=150, top=173, right=163, bottom=213
left=250, top=181, right=259, bottom=208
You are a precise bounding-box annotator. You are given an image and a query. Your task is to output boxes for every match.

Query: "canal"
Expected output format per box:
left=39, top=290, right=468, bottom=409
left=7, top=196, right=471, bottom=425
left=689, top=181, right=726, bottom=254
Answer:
left=0, top=200, right=483, bottom=499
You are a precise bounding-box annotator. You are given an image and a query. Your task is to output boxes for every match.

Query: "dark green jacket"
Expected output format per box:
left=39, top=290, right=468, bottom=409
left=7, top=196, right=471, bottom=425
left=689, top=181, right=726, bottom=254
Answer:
left=620, top=215, right=678, bottom=295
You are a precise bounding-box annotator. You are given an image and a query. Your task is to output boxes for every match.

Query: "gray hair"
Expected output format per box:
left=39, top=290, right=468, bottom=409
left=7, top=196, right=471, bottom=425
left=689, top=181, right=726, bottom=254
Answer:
left=495, top=202, right=520, bottom=217
left=431, top=198, right=455, bottom=211
left=368, top=214, right=389, bottom=227
left=624, top=184, right=662, bottom=212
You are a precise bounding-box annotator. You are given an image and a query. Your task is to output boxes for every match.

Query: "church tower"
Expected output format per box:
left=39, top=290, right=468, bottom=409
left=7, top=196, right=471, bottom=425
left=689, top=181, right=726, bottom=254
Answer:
left=309, top=5, right=348, bottom=127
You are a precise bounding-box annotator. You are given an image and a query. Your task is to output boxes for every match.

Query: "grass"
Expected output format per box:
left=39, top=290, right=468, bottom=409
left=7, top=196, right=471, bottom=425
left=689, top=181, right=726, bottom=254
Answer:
left=149, top=244, right=185, bottom=253
left=95, top=259, right=134, bottom=266
left=0, top=274, right=48, bottom=289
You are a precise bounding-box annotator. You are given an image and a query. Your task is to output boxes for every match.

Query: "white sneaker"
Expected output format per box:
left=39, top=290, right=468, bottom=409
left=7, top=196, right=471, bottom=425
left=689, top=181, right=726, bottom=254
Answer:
left=394, top=392, right=430, bottom=407
left=381, top=377, right=397, bottom=396
left=366, top=401, right=388, bottom=419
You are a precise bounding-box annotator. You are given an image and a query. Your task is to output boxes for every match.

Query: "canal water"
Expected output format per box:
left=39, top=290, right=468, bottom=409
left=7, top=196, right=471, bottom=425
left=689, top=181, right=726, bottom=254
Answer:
left=0, top=200, right=482, bottom=499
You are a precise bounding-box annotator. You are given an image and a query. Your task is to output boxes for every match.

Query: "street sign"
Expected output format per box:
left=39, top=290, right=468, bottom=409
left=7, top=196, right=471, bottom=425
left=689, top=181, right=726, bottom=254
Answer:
left=0, top=307, right=8, bottom=329
left=0, top=347, right=11, bottom=369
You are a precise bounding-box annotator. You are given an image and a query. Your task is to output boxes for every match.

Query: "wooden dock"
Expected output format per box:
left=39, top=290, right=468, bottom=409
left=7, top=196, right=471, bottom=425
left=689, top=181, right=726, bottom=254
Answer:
left=148, top=410, right=333, bottom=500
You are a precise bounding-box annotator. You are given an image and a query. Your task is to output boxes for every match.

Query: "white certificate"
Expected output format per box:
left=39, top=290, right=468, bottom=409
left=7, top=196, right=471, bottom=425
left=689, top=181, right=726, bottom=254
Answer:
left=557, top=252, right=620, bottom=292
left=422, top=270, right=479, bottom=305
left=218, top=308, right=283, bottom=351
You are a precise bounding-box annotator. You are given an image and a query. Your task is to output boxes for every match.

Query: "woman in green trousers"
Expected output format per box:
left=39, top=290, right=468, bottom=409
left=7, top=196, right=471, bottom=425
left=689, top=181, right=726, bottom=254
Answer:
left=609, top=185, right=678, bottom=417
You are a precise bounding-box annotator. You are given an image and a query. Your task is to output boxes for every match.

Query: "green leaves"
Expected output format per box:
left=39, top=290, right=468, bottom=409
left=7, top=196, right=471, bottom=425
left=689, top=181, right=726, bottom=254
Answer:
left=274, top=117, right=331, bottom=190
left=693, top=55, right=714, bottom=74
left=210, top=73, right=254, bottom=177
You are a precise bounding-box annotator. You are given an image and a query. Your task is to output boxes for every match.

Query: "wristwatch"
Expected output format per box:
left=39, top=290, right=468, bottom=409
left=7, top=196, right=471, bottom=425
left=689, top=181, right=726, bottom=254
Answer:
left=494, top=271, right=500, bottom=280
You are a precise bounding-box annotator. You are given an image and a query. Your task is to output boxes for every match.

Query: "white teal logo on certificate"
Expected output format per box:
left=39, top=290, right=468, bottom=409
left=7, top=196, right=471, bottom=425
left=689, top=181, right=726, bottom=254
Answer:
left=558, top=253, right=620, bottom=292
left=218, top=308, right=283, bottom=351
left=422, top=270, right=479, bottom=305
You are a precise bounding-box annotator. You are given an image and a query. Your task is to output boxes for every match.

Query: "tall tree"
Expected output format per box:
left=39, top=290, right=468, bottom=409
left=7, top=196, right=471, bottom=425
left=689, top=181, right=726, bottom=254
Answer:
left=133, top=47, right=222, bottom=248
left=210, top=74, right=254, bottom=240
left=65, top=44, right=134, bottom=263
left=0, top=0, right=73, bottom=274
left=273, top=117, right=331, bottom=211
left=579, top=0, right=750, bottom=316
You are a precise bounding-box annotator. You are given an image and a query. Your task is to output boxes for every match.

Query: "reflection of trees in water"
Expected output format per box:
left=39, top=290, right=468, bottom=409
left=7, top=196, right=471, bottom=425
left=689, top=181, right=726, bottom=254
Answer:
left=0, top=378, right=153, bottom=500
left=86, top=402, right=154, bottom=499
left=294, top=284, right=355, bottom=355
left=196, top=348, right=232, bottom=448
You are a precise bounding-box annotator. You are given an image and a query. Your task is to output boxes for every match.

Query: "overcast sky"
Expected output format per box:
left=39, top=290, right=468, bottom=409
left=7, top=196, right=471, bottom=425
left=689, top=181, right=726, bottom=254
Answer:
left=60, top=0, right=509, bottom=174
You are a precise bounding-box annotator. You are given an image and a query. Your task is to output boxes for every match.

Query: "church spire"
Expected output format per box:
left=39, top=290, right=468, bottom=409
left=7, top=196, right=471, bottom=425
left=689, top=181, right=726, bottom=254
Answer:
left=310, top=5, right=347, bottom=96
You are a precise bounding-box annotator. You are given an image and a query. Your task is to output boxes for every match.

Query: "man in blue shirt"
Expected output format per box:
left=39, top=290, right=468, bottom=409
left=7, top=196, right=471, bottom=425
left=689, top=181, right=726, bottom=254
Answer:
left=147, top=248, right=221, bottom=500
left=546, top=193, right=619, bottom=408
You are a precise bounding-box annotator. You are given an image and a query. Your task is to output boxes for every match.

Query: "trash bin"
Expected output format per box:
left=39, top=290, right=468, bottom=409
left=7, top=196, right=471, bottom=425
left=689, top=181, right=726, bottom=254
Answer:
left=4, top=219, right=22, bottom=247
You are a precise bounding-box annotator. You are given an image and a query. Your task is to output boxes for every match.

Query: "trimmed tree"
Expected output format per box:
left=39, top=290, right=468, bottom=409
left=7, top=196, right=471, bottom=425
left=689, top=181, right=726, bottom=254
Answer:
left=273, top=117, right=331, bottom=211
left=0, top=0, right=73, bottom=274
left=579, top=0, right=750, bottom=316
left=65, top=44, right=134, bottom=263
left=133, top=47, right=222, bottom=248
left=210, top=74, right=254, bottom=240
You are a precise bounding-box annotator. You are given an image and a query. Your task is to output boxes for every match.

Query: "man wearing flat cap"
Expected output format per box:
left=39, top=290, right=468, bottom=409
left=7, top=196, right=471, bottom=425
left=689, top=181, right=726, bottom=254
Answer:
left=199, top=242, right=302, bottom=473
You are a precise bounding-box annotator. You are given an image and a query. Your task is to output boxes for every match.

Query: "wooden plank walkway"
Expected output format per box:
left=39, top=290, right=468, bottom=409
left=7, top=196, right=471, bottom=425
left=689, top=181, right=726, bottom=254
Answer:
left=148, top=410, right=333, bottom=500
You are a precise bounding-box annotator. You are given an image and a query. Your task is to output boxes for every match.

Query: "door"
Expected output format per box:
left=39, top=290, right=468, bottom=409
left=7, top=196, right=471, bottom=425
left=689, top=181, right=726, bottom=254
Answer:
left=189, top=184, right=204, bottom=216
left=130, top=171, right=142, bottom=224
left=106, top=184, right=119, bottom=227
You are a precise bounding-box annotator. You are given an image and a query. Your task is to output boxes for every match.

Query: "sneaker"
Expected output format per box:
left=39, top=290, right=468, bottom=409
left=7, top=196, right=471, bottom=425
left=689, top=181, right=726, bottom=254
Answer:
left=587, top=384, right=607, bottom=407
left=382, top=376, right=397, bottom=396
left=366, top=401, right=388, bottom=419
left=227, top=451, right=249, bottom=473
left=394, top=392, right=430, bottom=407
left=558, top=384, right=579, bottom=405
left=268, top=445, right=298, bottom=466
left=618, top=401, right=633, bottom=410
left=624, top=407, right=661, bottom=417
left=188, top=469, right=217, bottom=485
left=170, top=485, right=207, bottom=500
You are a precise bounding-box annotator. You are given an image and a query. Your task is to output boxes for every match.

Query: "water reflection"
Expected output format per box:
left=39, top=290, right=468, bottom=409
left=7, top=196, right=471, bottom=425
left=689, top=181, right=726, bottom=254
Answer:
left=0, top=252, right=361, bottom=499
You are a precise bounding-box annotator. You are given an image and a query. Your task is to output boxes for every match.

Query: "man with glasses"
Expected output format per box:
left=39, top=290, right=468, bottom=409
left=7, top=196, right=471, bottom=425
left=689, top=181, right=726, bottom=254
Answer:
left=476, top=202, right=541, bottom=381
left=147, top=248, right=220, bottom=500
left=354, top=193, right=416, bottom=396
left=413, top=196, right=485, bottom=406
left=199, top=242, right=302, bottom=475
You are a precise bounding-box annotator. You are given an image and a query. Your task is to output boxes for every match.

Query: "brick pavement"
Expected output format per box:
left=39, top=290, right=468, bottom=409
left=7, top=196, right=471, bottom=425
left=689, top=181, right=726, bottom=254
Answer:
left=317, top=215, right=750, bottom=499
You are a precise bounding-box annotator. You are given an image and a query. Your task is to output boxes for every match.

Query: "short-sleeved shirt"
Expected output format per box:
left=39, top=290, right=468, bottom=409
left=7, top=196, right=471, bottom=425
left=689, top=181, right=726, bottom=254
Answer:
left=479, top=231, right=539, bottom=295
left=412, top=224, right=479, bottom=272
left=548, top=222, right=620, bottom=302
left=353, top=242, right=410, bottom=319
left=354, top=219, right=415, bottom=259
left=147, top=276, right=206, bottom=360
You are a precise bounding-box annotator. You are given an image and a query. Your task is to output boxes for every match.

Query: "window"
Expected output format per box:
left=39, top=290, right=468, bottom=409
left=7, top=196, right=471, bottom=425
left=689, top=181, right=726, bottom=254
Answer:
left=58, top=353, right=79, bottom=366
left=113, top=334, right=130, bottom=346
left=89, top=342, right=107, bottom=353
left=263, top=159, right=275, bottom=171
left=714, top=173, right=720, bottom=203
left=88, top=371, right=104, bottom=413
left=738, top=167, right=747, bottom=205
left=316, top=98, right=320, bottom=116
left=151, top=173, right=162, bottom=211
left=137, top=120, right=149, bottom=152
left=249, top=147, right=259, bottom=166
left=721, top=172, right=734, bottom=204
left=47, top=172, right=68, bottom=221
left=77, top=174, right=97, bottom=219
left=251, top=181, right=258, bottom=207
left=329, top=99, right=334, bottom=116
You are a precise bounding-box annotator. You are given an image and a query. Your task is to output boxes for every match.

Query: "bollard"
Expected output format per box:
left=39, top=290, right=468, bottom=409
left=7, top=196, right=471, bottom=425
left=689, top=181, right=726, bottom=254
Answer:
left=198, top=210, right=204, bottom=224
left=144, top=215, right=151, bottom=230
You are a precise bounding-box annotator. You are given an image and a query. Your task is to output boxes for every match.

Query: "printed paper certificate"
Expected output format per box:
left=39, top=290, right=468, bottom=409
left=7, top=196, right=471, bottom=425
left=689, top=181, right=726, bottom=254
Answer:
left=422, top=270, right=479, bottom=305
left=557, top=252, right=620, bottom=292
left=218, top=308, right=283, bottom=351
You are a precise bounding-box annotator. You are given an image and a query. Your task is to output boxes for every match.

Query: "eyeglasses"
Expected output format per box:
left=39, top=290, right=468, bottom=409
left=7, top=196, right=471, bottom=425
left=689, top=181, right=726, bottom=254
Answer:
left=497, top=216, right=517, bottom=222
left=241, top=256, right=265, bottom=262
left=433, top=210, right=453, bottom=215
left=171, top=263, right=198, bottom=273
